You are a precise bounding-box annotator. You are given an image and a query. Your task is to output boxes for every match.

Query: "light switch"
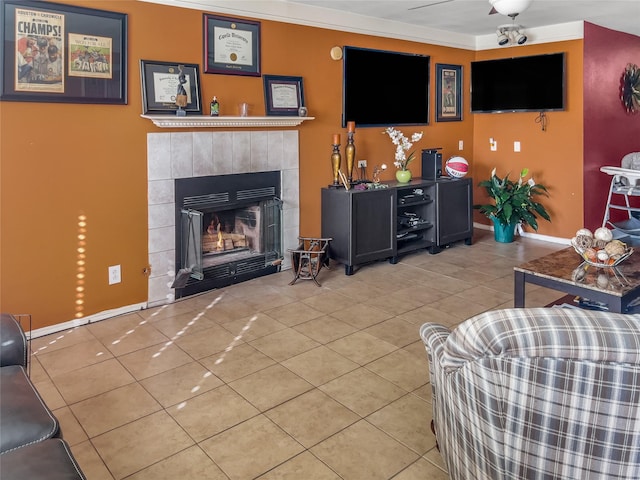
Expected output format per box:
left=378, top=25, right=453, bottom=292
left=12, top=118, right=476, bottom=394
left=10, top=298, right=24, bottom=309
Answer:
left=490, top=138, right=497, bottom=151
left=458, top=140, right=464, bottom=150
left=514, top=141, right=521, bottom=152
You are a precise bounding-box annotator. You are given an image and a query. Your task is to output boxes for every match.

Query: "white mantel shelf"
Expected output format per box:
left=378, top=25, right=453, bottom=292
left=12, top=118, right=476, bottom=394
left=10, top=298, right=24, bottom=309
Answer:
left=141, top=114, right=314, bottom=128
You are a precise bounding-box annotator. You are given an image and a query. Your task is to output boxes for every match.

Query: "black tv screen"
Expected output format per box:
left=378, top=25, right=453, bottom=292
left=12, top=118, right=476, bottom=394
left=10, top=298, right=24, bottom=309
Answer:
left=342, top=46, right=429, bottom=127
left=471, top=52, right=565, bottom=113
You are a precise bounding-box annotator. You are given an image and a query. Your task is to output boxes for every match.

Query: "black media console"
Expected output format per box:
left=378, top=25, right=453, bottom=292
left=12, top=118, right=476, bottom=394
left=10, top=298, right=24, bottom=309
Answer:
left=321, top=177, right=473, bottom=275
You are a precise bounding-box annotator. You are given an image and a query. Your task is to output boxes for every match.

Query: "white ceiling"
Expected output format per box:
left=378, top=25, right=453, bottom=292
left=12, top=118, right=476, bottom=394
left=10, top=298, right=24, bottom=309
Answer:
left=285, top=0, right=639, bottom=37
left=141, top=0, right=639, bottom=49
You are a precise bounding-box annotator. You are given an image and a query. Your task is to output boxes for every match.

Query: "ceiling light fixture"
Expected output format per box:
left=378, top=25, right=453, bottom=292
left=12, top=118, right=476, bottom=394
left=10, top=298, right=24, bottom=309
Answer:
left=489, top=0, right=533, bottom=16
left=496, top=23, right=528, bottom=46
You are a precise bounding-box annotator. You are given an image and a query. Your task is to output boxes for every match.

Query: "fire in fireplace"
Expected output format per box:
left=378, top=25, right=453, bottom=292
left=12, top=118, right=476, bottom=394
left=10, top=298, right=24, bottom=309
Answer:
left=174, top=171, right=282, bottom=298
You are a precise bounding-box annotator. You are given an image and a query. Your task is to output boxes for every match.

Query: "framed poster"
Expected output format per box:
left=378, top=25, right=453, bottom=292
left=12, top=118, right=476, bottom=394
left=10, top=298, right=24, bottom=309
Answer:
left=436, top=63, right=462, bottom=122
left=140, top=60, right=202, bottom=115
left=263, top=74, right=304, bottom=116
left=203, top=14, right=260, bottom=76
left=0, top=0, right=127, bottom=104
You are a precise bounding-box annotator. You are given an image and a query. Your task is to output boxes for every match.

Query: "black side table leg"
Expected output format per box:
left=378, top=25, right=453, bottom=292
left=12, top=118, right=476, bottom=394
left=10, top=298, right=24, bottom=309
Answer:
left=514, top=271, right=525, bottom=308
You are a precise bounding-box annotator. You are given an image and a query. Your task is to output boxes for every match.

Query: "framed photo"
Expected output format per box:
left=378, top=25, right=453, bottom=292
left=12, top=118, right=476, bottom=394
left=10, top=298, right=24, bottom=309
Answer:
left=263, top=75, right=304, bottom=116
left=140, top=60, right=202, bottom=115
left=436, top=63, right=462, bottom=122
left=203, top=14, right=260, bottom=76
left=0, top=0, right=127, bottom=104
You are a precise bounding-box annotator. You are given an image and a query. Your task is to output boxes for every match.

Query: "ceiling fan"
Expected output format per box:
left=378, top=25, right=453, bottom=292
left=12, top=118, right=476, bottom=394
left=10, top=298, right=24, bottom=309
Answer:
left=488, top=0, right=533, bottom=16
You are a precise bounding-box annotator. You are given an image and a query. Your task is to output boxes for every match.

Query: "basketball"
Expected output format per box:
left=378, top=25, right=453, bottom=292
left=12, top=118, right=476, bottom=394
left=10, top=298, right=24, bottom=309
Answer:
left=445, top=156, right=468, bottom=178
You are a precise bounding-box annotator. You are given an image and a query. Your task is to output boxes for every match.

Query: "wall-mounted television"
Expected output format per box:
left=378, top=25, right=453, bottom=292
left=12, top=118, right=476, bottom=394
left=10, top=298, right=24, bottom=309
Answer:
left=471, top=52, right=565, bottom=113
left=342, top=46, right=430, bottom=127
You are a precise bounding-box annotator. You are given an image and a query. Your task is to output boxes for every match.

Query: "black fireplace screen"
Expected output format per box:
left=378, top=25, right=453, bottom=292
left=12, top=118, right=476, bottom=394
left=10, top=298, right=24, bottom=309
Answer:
left=174, top=171, right=283, bottom=296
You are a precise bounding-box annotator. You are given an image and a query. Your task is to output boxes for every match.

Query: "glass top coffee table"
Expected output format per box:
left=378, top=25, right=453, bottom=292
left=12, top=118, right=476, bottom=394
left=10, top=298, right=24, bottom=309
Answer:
left=514, top=247, right=640, bottom=313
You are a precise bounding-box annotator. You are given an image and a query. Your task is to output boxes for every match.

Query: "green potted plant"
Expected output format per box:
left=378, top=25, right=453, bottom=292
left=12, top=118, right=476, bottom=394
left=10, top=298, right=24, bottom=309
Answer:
left=474, top=167, right=551, bottom=243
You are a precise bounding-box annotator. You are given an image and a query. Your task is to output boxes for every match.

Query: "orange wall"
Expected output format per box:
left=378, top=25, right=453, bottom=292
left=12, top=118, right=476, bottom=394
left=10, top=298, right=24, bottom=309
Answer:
left=471, top=41, right=584, bottom=238
left=1, top=0, right=584, bottom=329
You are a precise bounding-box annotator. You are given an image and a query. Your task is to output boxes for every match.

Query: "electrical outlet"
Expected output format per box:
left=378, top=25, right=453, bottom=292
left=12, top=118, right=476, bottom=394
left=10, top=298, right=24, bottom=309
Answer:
left=358, top=160, right=367, bottom=168
left=490, top=138, right=498, bottom=151
left=108, top=265, right=121, bottom=285
left=514, top=141, right=521, bottom=152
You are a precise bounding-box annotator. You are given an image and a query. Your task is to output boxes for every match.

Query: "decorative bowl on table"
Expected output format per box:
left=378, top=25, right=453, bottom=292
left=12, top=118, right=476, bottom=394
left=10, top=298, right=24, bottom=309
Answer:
left=571, top=229, right=633, bottom=267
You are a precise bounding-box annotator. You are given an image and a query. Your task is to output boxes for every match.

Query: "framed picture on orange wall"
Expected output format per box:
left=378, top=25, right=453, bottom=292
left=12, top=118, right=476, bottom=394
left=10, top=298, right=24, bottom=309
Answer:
left=0, top=0, right=127, bottom=104
left=436, top=63, right=462, bottom=122
left=203, top=14, right=261, bottom=77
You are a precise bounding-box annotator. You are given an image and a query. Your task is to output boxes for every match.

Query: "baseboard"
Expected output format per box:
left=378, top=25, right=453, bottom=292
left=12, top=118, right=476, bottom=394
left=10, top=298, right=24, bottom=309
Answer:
left=473, top=222, right=571, bottom=246
left=27, top=302, right=147, bottom=339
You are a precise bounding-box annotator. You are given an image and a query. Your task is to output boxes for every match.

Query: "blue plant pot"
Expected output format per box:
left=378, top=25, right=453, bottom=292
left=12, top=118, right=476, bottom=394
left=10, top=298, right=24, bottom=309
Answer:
left=491, top=217, right=517, bottom=243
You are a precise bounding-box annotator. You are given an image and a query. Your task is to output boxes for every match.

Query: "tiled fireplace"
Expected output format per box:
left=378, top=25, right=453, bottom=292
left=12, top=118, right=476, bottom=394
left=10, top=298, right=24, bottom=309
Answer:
left=147, top=130, right=300, bottom=306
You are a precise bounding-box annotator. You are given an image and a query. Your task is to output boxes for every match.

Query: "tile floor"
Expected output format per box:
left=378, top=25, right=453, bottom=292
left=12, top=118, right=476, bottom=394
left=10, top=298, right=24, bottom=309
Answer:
left=29, top=229, right=566, bottom=479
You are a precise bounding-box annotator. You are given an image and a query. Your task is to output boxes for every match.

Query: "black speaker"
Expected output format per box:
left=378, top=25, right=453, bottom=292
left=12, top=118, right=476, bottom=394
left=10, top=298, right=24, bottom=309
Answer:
left=421, top=149, right=442, bottom=180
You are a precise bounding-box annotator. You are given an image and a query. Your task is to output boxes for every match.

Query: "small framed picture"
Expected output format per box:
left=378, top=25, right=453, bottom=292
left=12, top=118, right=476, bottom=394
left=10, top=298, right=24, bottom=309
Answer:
left=140, top=60, right=202, bottom=115
left=263, top=74, right=305, bottom=116
left=436, top=63, right=462, bottom=122
left=203, top=14, right=260, bottom=76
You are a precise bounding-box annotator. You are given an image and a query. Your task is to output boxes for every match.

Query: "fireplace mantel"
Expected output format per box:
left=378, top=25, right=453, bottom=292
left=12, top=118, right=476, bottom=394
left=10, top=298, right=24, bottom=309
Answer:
left=141, top=114, right=314, bottom=128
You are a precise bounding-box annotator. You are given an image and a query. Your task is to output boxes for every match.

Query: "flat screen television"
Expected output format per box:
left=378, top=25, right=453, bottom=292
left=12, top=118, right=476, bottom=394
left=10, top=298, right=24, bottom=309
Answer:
left=471, top=52, right=565, bottom=113
left=342, top=46, right=429, bottom=127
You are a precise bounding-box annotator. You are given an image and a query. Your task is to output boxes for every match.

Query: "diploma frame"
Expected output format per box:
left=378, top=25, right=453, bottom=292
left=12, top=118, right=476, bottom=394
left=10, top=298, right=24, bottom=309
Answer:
left=203, top=14, right=261, bottom=76
left=263, top=74, right=305, bottom=116
left=139, top=60, right=202, bottom=115
left=0, top=0, right=127, bottom=104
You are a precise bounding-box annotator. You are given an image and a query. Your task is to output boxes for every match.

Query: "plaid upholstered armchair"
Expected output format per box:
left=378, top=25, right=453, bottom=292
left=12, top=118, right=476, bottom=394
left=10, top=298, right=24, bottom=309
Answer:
left=420, top=308, right=640, bottom=480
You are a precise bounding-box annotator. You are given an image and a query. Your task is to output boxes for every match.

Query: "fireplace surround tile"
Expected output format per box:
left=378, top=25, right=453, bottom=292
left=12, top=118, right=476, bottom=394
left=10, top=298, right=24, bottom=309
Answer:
left=147, top=130, right=300, bottom=307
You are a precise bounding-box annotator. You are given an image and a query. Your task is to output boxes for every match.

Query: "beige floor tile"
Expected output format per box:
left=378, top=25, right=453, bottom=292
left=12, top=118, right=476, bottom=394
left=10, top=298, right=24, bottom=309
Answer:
left=137, top=301, right=200, bottom=321
left=168, top=384, right=259, bottom=442
left=292, top=315, right=358, bottom=344
left=51, top=357, right=135, bottom=404
left=393, top=457, right=449, bottom=480
left=265, top=389, right=359, bottom=448
left=366, top=348, right=430, bottom=392
left=70, top=382, right=161, bottom=437
left=364, top=317, right=422, bottom=348
left=262, top=301, right=325, bottom=326
left=249, top=328, right=320, bottom=362
left=256, top=451, right=341, bottom=479
left=71, top=440, right=116, bottom=480
left=311, top=420, right=419, bottom=480
left=139, top=361, right=223, bottom=407
left=429, top=295, right=491, bottom=321
left=220, top=312, right=287, bottom=342
left=229, top=364, right=313, bottom=411
left=30, top=326, right=97, bottom=356
left=118, top=342, right=193, bottom=380
left=199, top=343, right=276, bottom=383
left=416, top=273, right=474, bottom=295
left=126, top=445, right=228, bottom=480
left=173, top=323, right=242, bottom=359
left=282, top=345, right=359, bottom=386
left=200, top=415, right=304, bottom=480
left=36, top=338, right=112, bottom=377
left=31, top=377, right=66, bottom=410
left=412, top=384, right=433, bottom=403
left=92, top=411, right=194, bottom=479
left=319, top=368, right=406, bottom=417
left=326, top=331, right=397, bottom=365
left=53, top=406, right=88, bottom=445
left=328, top=303, right=393, bottom=329
left=454, top=285, right=513, bottom=309
left=148, top=310, right=219, bottom=339
left=27, top=356, right=49, bottom=383
left=366, top=292, right=425, bottom=316
left=330, top=279, right=388, bottom=302
left=423, top=447, right=448, bottom=472
left=366, top=394, right=437, bottom=454
left=395, top=305, right=460, bottom=328
left=87, top=312, right=147, bottom=340
left=301, top=291, right=356, bottom=314
left=101, top=323, right=169, bottom=357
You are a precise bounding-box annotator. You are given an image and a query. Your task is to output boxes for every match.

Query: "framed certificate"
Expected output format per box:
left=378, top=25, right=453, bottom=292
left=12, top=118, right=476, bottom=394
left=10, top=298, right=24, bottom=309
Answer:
left=263, top=75, right=304, bottom=116
left=203, top=14, right=260, bottom=76
left=139, top=60, right=202, bottom=114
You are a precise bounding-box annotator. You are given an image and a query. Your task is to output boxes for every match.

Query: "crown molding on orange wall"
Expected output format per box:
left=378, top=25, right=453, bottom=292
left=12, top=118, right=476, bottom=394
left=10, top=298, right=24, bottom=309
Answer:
left=138, top=0, right=585, bottom=51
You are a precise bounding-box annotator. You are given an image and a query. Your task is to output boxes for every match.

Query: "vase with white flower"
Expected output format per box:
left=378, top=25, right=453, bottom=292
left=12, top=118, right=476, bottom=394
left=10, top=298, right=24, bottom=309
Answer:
left=383, top=127, right=423, bottom=183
